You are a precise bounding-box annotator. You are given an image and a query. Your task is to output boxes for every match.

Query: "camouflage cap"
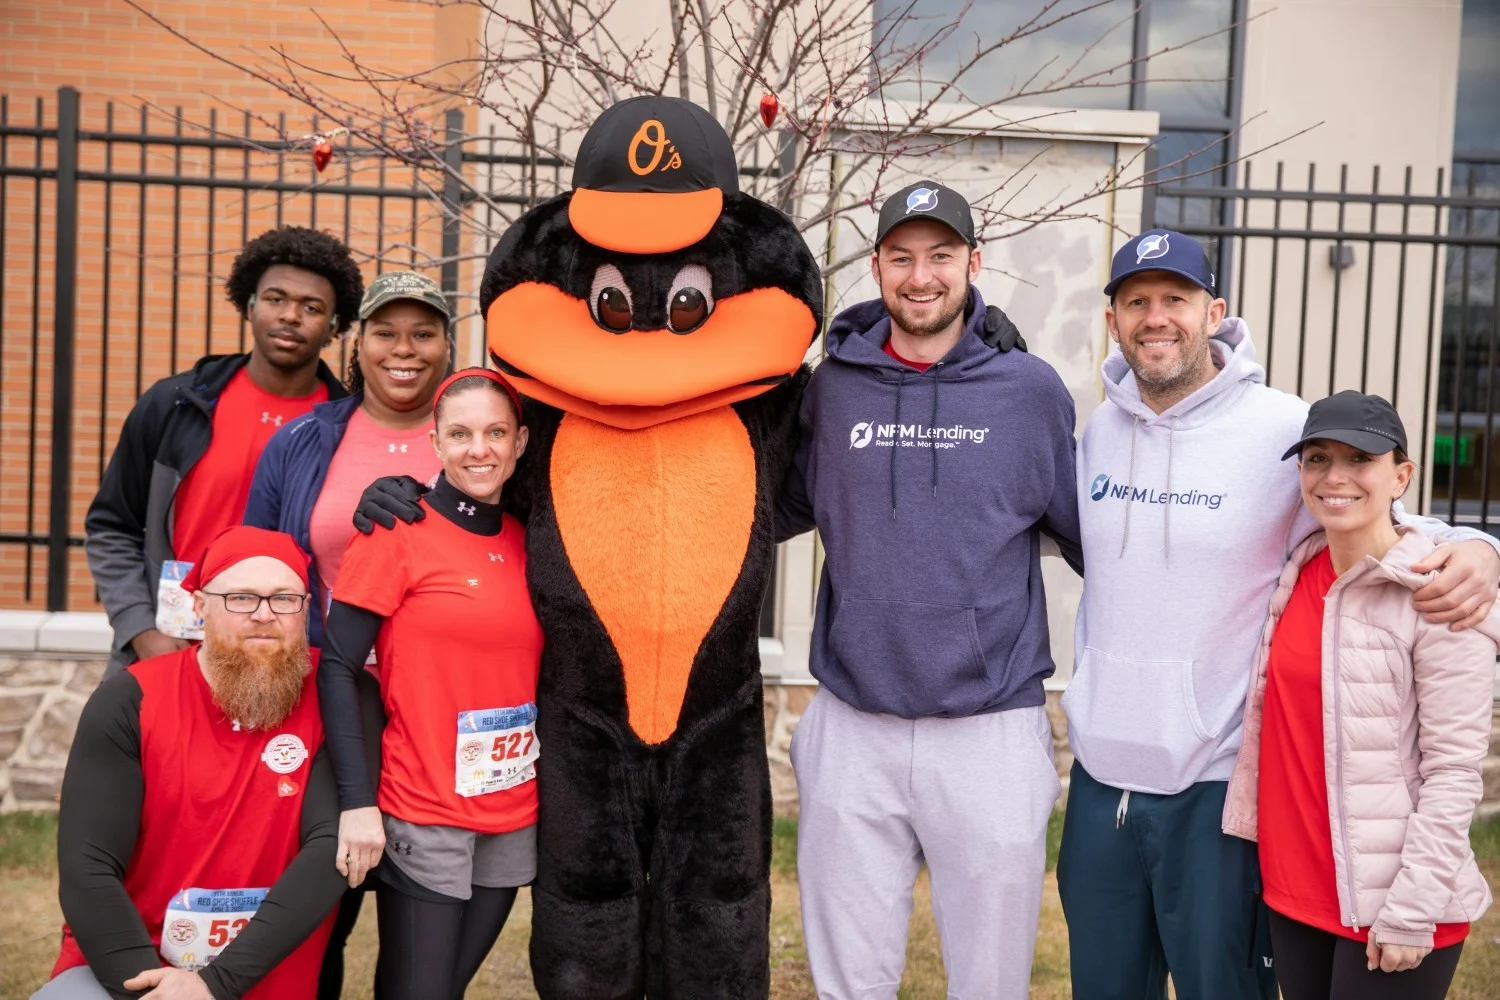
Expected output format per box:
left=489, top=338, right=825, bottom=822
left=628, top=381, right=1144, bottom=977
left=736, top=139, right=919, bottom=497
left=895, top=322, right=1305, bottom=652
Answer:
left=358, top=271, right=452, bottom=322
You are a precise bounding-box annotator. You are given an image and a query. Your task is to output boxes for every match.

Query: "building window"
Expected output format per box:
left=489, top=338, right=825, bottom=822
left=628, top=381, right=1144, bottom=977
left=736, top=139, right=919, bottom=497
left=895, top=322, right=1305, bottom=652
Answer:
left=1434, top=0, right=1500, bottom=525
left=872, top=1, right=1243, bottom=263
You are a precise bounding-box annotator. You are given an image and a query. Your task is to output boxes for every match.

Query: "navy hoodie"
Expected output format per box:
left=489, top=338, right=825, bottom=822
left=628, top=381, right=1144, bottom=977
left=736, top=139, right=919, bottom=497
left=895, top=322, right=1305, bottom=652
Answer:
left=776, top=288, right=1083, bottom=719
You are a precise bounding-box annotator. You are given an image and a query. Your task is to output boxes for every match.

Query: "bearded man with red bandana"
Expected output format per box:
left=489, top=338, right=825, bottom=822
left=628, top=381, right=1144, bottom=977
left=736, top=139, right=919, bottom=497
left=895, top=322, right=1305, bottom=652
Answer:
left=35, top=526, right=344, bottom=1000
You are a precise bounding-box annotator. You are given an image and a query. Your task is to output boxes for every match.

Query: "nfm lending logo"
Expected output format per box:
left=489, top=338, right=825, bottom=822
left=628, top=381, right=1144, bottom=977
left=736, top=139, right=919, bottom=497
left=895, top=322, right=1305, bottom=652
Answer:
left=850, top=421, right=989, bottom=450
left=1089, top=473, right=1224, bottom=510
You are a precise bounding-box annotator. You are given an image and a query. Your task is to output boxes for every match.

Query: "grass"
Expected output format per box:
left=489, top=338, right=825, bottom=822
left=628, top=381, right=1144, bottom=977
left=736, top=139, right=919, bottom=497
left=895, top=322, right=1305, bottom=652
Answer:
left=2, top=811, right=1496, bottom=999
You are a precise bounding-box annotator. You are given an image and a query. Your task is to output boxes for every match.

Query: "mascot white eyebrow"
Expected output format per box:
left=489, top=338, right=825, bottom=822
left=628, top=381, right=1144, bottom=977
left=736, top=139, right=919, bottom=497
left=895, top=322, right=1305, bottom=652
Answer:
left=357, top=95, right=822, bottom=998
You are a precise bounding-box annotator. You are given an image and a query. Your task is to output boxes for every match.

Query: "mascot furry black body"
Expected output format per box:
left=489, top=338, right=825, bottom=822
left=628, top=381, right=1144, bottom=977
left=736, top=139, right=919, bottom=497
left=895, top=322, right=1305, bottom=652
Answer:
left=427, top=96, right=821, bottom=997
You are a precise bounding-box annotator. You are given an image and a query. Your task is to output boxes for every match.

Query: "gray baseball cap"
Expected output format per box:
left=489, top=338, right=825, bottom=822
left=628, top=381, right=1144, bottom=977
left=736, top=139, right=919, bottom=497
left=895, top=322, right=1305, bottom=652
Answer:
left=358, top=271, right=452, bottom=322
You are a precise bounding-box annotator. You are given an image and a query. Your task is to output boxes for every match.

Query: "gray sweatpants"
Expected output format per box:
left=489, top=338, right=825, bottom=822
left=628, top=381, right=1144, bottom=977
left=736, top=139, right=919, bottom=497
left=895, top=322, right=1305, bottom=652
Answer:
left=791, top=687, right=1061, bottom=1000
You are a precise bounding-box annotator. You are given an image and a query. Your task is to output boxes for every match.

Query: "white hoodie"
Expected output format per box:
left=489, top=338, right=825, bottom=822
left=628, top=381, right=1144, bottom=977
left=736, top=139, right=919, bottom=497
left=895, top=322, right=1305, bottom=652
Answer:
left=1065, top=318, right=1493, bottom=795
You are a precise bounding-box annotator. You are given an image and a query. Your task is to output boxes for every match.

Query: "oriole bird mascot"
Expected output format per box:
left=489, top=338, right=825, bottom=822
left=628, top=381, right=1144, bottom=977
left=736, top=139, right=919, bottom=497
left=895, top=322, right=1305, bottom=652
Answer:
left=358, top=95, right=822, bottom=998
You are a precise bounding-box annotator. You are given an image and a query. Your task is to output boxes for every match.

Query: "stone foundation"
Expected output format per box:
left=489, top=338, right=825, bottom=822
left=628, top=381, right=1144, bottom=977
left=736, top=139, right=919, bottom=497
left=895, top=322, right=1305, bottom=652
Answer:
left=0, top=654, right=106, bottom=810
left=5, top=659, right=1499, bottom=817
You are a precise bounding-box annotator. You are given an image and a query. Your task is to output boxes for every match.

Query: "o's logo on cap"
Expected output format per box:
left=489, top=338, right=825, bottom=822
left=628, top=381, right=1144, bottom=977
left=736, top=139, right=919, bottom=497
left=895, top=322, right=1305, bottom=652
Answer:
left=628, top=120, right=683, bottom=176
left=1136, top=233, right=1170, bottom=262
left=906, top=187, right=939, bottom=214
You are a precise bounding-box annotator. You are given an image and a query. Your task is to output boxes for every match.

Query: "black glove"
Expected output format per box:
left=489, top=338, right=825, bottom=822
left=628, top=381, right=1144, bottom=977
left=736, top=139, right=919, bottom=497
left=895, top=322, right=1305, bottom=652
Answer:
left=982, top=304, right=1028, bottom=353
left=352, top=475, right=428, bottom=534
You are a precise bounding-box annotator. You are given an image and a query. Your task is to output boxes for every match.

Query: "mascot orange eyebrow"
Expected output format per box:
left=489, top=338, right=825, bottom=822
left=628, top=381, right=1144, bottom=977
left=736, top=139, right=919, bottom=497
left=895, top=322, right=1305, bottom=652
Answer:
left=358, top=95, right=821, bottom=998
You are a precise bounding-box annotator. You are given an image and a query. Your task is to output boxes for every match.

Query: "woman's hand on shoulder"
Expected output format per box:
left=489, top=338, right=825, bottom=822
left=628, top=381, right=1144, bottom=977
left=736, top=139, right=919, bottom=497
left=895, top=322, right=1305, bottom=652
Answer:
left=336, top=806, right=386, bottom=888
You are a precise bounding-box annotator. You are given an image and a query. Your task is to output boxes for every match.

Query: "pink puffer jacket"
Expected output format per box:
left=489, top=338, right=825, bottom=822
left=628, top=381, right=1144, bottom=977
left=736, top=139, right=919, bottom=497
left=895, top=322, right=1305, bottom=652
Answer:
left=1223, top=528, right=1497, bottom=948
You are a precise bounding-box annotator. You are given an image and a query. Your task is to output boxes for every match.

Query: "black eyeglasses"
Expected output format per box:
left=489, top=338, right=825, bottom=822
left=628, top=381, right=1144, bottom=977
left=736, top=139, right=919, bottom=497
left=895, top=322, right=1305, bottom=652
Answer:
left=200, top=592, right=309, bottom=615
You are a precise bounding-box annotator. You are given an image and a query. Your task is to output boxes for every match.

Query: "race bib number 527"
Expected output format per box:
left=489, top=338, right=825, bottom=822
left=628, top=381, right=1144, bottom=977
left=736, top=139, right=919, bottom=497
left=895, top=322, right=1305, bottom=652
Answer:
left=455, top=703, right=539, bottom=798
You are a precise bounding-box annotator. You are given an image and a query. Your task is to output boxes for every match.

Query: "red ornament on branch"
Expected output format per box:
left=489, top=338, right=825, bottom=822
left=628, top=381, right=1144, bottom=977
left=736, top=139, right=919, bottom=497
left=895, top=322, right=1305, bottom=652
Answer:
left=759, top=93, right=779, bottom=128
left=313, top=138, right=333, bottom=173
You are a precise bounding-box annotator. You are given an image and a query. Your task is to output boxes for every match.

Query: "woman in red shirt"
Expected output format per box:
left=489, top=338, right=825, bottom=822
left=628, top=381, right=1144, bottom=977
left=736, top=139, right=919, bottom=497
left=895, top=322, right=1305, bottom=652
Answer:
left=317, top=368, right=539, bottom=1000
left=1223, top=392, right=1496, bottom=1000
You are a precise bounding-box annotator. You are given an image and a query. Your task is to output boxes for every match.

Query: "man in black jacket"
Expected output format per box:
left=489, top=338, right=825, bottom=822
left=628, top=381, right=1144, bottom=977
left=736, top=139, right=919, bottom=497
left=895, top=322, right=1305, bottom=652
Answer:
left=85, top=226, right=363, bottom=675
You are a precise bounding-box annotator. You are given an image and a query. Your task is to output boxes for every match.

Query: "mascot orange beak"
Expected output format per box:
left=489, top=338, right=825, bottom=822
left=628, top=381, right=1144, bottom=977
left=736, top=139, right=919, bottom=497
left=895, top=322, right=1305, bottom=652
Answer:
left=486, top=282, right=814, bottom=430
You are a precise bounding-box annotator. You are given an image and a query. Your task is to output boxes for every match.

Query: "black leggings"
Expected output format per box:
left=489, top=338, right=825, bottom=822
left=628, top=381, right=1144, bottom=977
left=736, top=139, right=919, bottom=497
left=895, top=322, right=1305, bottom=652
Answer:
left=375, top=882, right=519, bottom=1000
left=1268, top=908, right=1464, bottom=1000
left=317, top=885, right=369, bottom=1000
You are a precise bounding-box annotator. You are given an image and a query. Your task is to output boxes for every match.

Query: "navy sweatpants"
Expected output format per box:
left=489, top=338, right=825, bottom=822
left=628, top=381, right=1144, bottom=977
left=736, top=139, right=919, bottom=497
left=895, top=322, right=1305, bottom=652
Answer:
left=1058, top=762, right=1276, bottom=1000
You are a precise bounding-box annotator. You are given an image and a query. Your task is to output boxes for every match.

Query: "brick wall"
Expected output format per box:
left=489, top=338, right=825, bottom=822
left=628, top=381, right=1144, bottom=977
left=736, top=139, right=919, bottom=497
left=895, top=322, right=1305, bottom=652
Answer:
left=0, top=1, right=480, bottom=611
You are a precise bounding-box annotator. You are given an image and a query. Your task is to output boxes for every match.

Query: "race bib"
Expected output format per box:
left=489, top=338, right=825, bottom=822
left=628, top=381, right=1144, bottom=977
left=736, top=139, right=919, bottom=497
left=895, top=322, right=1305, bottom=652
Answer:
left=159, top=886, right=268, bottom=970
left=156, top=561, right=204, bottom=640
left=455, top=703, right=539, bottom=798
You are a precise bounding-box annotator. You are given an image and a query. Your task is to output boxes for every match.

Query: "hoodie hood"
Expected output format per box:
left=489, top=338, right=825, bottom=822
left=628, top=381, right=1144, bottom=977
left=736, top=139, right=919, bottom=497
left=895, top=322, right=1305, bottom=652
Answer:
left=1101, top=316, right=1264, bottom=429
left=826, top=287, right=999, bottom=377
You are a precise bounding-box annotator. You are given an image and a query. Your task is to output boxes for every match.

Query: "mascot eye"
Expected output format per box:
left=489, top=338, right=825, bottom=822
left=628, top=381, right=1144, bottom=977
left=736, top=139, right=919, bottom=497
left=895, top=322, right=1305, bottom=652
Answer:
left=589, top=264, right=634, bottom=334
left=665, top=264, right=714, bottom=334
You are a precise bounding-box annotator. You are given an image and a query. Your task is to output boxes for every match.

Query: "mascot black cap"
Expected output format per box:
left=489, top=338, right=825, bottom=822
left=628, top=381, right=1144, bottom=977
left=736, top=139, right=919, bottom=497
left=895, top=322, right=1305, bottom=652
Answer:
left=569, top=95, right=740, bottom=255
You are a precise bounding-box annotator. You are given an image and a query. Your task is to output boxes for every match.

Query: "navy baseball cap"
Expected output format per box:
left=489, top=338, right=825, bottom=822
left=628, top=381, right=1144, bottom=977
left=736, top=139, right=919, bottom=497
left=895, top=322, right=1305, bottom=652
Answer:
left=1104, top=229, right=1216, bottom=298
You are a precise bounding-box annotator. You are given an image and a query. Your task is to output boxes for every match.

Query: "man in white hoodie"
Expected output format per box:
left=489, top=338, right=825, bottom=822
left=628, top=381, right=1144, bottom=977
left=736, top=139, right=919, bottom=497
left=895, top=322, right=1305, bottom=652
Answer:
left=1058, top=228, right=1500, bottom=1000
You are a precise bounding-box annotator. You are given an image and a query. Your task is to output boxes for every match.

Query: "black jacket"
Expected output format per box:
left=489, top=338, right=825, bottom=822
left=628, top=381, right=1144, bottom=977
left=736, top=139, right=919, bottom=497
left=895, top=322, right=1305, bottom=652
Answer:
left=84, top=354, right=346, bottom=671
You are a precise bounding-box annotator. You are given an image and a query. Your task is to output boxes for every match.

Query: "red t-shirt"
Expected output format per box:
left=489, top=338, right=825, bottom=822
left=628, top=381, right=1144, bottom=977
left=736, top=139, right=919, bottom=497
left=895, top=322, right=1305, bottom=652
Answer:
left=1259, top=547, right=1468, bottom=947
left=334, top=505, right=542, bottom=833
left=173, top=368, right=328, bottom=566
left=53, top=647, right=333, bottom=997
left=884, top=337, right=933, bottom=372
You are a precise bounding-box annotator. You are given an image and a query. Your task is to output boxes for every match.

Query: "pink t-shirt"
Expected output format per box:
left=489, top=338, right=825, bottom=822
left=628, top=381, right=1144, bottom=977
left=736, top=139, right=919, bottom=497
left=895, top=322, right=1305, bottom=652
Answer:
left=309, top=407, right=440, bottom=604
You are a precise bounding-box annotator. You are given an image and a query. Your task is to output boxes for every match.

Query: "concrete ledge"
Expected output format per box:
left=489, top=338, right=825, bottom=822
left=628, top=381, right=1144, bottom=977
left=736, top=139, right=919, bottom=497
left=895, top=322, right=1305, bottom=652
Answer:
left=0, top=612, right=112, bottom=656
left=0, top=612, right=52, bottom=652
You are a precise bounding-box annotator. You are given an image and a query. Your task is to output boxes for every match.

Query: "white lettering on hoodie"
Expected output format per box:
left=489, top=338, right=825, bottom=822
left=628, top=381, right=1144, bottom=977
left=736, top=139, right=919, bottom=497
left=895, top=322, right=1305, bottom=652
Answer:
left=1064, top=318, right=1496, bottom=795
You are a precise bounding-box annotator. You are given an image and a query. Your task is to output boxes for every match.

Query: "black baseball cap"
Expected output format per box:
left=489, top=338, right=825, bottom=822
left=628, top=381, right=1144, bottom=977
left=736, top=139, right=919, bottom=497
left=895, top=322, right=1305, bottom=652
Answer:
left=1104, top=228, right=1216, bottom=298
left=875, top=181, right=977, bottom=248
left=570, top=96, right=739, bottom=255
left=1281, top=390, right=1408, bottom=461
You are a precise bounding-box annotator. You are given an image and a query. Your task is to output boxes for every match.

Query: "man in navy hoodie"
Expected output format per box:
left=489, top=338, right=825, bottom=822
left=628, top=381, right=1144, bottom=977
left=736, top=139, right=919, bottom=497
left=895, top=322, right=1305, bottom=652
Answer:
left=776, top=181, right=1083, bottom=1000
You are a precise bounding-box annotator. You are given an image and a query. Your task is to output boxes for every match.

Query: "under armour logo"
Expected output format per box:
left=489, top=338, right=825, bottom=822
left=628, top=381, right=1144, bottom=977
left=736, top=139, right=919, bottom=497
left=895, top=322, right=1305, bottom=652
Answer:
left=391, top=841, right=413, bottom=857
left=457, top=502, right=476, bottom=515
left=488, top=553, right=504, bottom=562
left=388, top=443, right=408, bottom=453
left=260, top=412, right=284, bottom=427
left=467, top=578, right=480, bottom=587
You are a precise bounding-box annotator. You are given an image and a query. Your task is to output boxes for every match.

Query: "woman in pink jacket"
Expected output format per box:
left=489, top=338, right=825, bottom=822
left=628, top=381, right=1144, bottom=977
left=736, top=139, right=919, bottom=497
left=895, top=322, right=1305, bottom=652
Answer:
left=1223, top=390, right=1496, bottom=1000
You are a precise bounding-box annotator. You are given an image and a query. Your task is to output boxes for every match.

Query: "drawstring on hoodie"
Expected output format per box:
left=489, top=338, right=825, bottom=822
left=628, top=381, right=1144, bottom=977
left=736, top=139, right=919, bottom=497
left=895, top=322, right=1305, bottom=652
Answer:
left=1116, top=415, right=1178, bottom=562
left=1119, top=419, right=1140, bottom=557
left=930, top=364, right=943, bottom=496
left=890, top=370, right=907, bottom=513
left=1115, top=789, right=1131, bottom=828
left=1164, top=416, right=1177, bottom=562
left=889, top=365, right=947, bottom=509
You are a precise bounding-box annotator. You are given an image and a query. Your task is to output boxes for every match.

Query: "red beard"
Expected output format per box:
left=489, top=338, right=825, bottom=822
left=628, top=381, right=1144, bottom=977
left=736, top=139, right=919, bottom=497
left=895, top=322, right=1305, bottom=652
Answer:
left=202, top=624, right=311, bottom=731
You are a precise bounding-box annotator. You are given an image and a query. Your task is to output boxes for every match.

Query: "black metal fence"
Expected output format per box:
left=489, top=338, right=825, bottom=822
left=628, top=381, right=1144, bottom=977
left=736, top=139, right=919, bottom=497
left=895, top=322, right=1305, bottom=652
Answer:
left=0, top=87, right=560, bottom=610
left=1152, top=158, right=1500, bottom=531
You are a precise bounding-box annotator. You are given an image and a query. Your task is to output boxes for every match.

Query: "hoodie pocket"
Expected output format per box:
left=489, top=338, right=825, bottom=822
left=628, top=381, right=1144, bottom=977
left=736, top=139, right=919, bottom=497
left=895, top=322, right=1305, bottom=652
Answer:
left=829, top=598, right=985, bottom=717
left=1061, top=646, right=1220, bottom=794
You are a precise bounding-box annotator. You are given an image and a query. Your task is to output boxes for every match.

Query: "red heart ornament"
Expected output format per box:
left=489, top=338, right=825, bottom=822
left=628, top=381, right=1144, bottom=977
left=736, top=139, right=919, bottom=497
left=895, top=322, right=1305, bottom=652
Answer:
left=759, top=93, right=778, bottom=128
left=313, top=139, right=332, bottom=173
